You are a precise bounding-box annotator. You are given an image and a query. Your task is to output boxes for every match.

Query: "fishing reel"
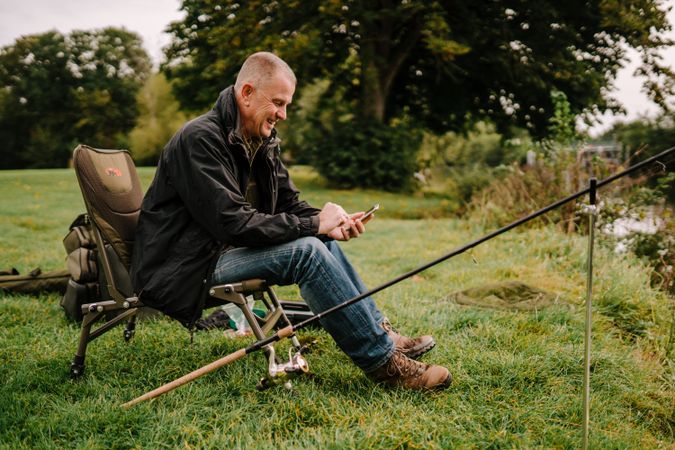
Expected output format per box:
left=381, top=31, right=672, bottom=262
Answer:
left=256, top=344, right=309, bottom=391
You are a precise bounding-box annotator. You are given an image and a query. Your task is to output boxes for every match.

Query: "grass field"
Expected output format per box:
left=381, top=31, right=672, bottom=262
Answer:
left=1, top=167, right=673, bottom=449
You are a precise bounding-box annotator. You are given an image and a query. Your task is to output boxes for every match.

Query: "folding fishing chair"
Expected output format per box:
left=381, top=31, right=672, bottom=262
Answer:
left=70, top=145, right=311, bottom=385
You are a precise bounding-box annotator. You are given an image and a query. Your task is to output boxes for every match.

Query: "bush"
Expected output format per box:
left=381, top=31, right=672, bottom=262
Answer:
left=599, top=113, right=675, bottom=202
left=307, top=118, right=422, bottom=192
left=418, top=122, right=528, bottom=170
left=416, top=123, right=530, bottom=208
left=468, top=145, right=673, bottom=295
left=278, top=79, right=422, bottom=192
left=467, top=147, right=618, bottom=231
left=467, top=90, right=615, bottom=231
left=276, top=79, right=331, bottom=165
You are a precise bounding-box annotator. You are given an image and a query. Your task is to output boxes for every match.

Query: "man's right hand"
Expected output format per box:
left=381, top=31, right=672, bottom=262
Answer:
left=318, top=202, right=349, bottom=235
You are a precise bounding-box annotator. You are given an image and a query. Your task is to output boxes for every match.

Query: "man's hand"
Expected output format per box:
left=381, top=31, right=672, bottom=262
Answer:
left=318, top=202, right=350, bottom=235
left=327, top=210, right=374, bottom=241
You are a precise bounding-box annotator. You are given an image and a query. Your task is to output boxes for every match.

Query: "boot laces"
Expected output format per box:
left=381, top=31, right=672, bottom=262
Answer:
left=386, top=351, right=425, bottom=378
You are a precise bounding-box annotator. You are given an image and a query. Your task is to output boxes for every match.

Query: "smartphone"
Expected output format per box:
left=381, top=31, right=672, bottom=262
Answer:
left=360, top=203, right=380, bottom=221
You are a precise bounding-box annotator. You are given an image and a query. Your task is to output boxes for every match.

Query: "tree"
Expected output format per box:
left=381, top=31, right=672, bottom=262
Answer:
left=128, top=73, right=188, bottom=165
left=600, top=113, right=675, bottom=201
left=163, top=0, right=672, bottom=190
left=602, top=113, right=675, bottom=160
left=0, top=28, right=150, bottom=168
left=164, top=0, right=673, bottom=136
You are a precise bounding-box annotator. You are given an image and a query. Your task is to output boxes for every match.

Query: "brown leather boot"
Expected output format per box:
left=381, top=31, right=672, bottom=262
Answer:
left=381, top=319, right=435, bottom=359
left=369, top=350, right=452, bottom=390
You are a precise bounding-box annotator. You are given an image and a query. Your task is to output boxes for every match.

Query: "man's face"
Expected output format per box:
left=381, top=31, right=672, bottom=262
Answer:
left=240, top=72, right=295, bottom=138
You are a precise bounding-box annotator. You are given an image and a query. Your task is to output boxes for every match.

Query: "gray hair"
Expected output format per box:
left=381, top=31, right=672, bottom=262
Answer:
left=234, top=52, right=296, bottom=91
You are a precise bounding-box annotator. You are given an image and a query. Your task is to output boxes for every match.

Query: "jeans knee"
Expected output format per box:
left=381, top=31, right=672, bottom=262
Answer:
left=292, top=237, right=331, bottom=277
left=294, top=236, right=327, bottom=260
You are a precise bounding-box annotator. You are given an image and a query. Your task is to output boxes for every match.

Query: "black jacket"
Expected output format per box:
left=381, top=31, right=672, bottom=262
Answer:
left=131, top=87, right=320, bottom=326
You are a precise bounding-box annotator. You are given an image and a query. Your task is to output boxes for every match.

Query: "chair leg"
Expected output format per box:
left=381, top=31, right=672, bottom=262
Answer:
left=71, top=308, right=138, bottom=378
left=124, top=312, right=137, bottom=341
left=71, top=311, right=104, bottom=379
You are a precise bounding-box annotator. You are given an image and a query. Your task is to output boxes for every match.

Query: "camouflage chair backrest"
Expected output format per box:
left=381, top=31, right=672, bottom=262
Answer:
left=72, top=145, right=142, bottom=269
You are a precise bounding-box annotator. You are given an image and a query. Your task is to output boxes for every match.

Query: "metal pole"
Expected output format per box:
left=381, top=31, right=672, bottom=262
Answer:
left=582, top=178, right=597, bottom=450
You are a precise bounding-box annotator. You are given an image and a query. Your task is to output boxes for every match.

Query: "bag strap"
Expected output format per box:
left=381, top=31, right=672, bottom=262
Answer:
left=68, top=213, right=90, bottom=230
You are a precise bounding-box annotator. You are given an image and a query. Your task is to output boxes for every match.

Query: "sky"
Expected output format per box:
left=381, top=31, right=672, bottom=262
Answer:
left=0, top=0, right=185, bottom=64
left=0, top=0, right=673, bottom=136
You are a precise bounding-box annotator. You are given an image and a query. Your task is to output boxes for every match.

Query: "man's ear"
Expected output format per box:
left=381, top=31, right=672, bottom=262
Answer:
left=241, top=83, right=254, bottom=102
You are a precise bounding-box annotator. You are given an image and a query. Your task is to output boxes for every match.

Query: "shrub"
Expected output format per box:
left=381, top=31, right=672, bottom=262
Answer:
left=599, top=113, right=675, bottom=202
left=276, top=79, right=331, bottom=165
left=278, top=79, right=422, bottom=192
left=416, top=122, right=530, bottom=208
left=307, top=118, right=422, bottom=192
left=467, top=90, right=617, bottom=231
left=467, top=147, right=618, bottom=231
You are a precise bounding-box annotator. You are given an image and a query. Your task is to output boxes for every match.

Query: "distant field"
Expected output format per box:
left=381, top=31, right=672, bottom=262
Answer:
left=0, top=168, right=672, bottom=448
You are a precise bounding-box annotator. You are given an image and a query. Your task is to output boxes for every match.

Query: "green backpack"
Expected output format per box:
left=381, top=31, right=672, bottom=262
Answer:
left=60, top=213, right=102, bottom=322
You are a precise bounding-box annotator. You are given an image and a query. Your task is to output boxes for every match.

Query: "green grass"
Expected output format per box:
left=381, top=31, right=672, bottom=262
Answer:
left=1, top=168, right=673, bottom=449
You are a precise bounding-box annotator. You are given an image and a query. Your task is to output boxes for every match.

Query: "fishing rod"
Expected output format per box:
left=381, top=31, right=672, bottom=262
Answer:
left=122, top=146, right=674, bottom=409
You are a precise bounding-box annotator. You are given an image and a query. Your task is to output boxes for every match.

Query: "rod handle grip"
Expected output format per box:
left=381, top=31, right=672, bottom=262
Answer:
left=589, top=178, right=597, bottom=205
left=121, top=348, right=247, bottom=408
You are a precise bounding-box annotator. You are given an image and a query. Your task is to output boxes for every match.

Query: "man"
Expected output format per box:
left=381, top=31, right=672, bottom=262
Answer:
left=131, top=52, right=451, bottom=390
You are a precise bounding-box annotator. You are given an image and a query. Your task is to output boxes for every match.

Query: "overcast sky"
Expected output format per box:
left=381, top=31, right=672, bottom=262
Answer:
left=0, top=0, right=673, bottom=135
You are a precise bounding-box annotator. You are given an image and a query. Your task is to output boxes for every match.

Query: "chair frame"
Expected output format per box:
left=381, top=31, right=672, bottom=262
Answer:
left=70, top=212, right=142, bottom=378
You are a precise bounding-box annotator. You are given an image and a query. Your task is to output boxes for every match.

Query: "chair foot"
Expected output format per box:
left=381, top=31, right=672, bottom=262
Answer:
left=124, top=321, right=136, bottom=341
left=123, top=328, right=135, bottom=341
left=70, top=355, right=85, bottom=379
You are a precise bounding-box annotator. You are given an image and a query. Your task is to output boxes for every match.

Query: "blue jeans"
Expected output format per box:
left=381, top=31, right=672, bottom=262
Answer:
left=213, top=237, right=395, bottom=372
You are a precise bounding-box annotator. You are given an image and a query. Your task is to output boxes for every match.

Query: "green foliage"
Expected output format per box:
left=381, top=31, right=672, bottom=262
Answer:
left=163, top=0, right=672, bottom=191
left=466, top=147, right=620, bottom=233
left=164, top=0, right=672, bottom=138
left=1, top=169, right=673, bottom=448
left=420, top=122, right=502, bottom=168
left=599, top=113, right=675, bottom=201
left=425, top=123, right=527, bottom=179
left=597, top=173, right=675, bottom=294
left=278, top=79, right=422, bottom=192
left=547, top=90, right=578, bottom=146
left=128, top=73, right=188, bottom=165
left=416, top=123, right=530, bottom=209
left=0, top=29, right=150, bottom=168
left=466, top=103, right=673, bottom=297
left=467, top=89, right=592, bottom=230
left=307, top=118, right=422, bottom=192
left=275, top=78, right=331, bottom=164
left=607, top=113, right=675, bottom=160
left=468, top=157, right=577, bottom=230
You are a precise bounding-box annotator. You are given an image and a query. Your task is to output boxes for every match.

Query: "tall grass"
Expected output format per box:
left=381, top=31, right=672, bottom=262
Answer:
left=0, top=168, right=673, bottom=448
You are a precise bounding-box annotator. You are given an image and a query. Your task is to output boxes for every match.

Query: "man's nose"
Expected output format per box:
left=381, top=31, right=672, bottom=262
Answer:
left=276, top=106, right=287, bottom=121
